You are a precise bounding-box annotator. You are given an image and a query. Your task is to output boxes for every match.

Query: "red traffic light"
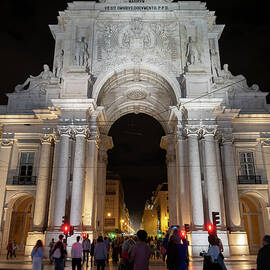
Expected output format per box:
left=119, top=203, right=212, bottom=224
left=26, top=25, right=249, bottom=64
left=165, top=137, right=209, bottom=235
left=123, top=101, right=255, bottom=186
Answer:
left=61, top=223, right=70, bottom=235
left=82, top=233, right=86, bottom=238
left=206, top=223, right=215, bottom=234
left=180, top=229, right=186, bottom=239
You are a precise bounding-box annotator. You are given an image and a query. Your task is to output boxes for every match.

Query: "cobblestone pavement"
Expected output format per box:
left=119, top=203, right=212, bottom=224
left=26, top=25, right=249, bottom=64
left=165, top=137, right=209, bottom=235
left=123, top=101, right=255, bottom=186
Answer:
left=0, top=256, right=256, bottom=270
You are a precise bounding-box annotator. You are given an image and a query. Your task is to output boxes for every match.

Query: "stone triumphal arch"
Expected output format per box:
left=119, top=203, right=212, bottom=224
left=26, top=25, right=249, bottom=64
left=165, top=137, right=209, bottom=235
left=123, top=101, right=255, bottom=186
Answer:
left=1, top=0, right=270, bottom=257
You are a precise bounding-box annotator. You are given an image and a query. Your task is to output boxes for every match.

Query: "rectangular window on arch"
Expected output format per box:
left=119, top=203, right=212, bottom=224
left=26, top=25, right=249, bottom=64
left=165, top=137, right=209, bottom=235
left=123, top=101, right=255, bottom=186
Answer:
left=238, top=152, right=261, bottom=184
left=14, top=152, right=36, bottom=185
left=239, top=152, right=255, bottom=176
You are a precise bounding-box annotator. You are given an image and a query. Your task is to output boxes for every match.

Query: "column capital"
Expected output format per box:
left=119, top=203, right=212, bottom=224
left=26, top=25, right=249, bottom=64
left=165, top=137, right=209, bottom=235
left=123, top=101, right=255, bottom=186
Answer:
left=40, top=134, right=53, bottom=144
left=1, top=139, right=14, bottom=147
left=57, top=125, right=72, bottom=137
left=0, top=133, right=15, bottom=147
left=40, top=127, right=54, bottom=144
left=185, top=125, right=201, bottom=136
left=261, top=139, right=270, bottom=147
left=73, top=125, right=88, bottom=137
left=221, top=133, right=234, bottom=144
left=201, top=125, right=218, bottom=136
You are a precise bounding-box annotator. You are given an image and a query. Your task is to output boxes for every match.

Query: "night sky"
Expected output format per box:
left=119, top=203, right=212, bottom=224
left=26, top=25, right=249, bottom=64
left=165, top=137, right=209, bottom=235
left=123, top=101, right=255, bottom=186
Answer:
left=1, top=0, right=270, bottom=227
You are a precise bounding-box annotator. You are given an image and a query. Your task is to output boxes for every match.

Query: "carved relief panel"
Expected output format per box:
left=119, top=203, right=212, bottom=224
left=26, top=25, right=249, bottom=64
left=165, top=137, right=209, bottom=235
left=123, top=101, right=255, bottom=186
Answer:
left=93, top=18, right=180, bottom=75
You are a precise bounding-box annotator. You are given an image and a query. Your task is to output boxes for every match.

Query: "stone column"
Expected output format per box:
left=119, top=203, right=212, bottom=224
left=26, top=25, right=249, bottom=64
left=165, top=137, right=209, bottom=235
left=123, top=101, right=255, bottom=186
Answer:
left=161, top=135, right=178, bottom=226
left=222, top=137, right=241, bottom=228
left=53, top=127, right=71, bottom=227
left=222, top=134, right=249, bottom=255
left=186, top=127, right=204, bottom=228
left=202, top=126, right=222, bottom=224
left=0, top=137, right=14, bottom=245
left=175, top=130, right=190, bottom=226
left=48, top=136, right=60, bottom=228
left=215, top=139, right=226, bottom=227
left=96, top=135, right=113, bottom=235
left=33, top=134, right=52, bottom=230
left=83, top=127, right=99, bottom=231
left=70, top=127, right=87, bottom=227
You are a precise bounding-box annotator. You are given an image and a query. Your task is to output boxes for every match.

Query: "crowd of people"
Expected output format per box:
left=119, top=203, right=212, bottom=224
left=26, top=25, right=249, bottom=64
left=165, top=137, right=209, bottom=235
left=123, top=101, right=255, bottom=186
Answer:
left=23, top=229, right=270, bottom=270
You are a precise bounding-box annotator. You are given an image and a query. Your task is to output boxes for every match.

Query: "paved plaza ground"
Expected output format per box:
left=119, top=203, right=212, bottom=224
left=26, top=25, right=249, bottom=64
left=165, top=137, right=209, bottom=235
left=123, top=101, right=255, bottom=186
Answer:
left=0, top=256, right=256, bottom=270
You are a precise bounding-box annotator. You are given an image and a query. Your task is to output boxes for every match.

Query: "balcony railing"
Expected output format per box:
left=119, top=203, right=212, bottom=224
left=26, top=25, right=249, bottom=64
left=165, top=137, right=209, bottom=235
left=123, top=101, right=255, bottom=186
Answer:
left=13, top=176, right=37, bottom=185
left=238, top=175, right=262, bottom=184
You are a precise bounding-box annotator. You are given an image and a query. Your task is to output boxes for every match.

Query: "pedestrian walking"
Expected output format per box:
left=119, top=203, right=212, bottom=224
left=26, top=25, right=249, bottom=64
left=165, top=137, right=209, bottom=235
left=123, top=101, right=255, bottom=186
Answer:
left=121, top=237, right=136, bottom=270
left=63, top=238, right=67, bottom=267
left=90, top=239, right=96, bottom=267
left=104, top=237, right=110, bottom=263
left=82, top=234, right=91, bottom=267
left=52, top=234, right=65, bottom=270
left=130, top=230, right=151, bottom=270
left=166, top=229, right=188, bottom=270
left=112, top=238, right=119, bottom=264
left=12, top=240, right=17, bottom=258
left=257, top=235, right=270, bottom=270
left=72, top=236, right=82, bottom=270
left=31, top=240, right=44, bottom=270
left=6, top=241, right=13, bottom=259
left=94, top=236, right=108, bottom=270
left=49, top=238, right=55, bottom=264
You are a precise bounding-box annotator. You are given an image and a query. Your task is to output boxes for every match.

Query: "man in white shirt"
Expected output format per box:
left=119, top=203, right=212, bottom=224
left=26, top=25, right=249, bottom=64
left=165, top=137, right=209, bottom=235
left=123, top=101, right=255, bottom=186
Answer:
left=71, top=236, right=82, bottom=270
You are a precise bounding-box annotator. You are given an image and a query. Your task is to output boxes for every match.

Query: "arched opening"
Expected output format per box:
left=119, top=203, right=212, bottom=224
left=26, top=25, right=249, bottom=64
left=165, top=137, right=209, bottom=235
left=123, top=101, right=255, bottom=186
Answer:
left=7, top=195, right=34, bottom=254
left=240, top=195, right=264, bottom=254
left=106, top=113, right=167, bottom=235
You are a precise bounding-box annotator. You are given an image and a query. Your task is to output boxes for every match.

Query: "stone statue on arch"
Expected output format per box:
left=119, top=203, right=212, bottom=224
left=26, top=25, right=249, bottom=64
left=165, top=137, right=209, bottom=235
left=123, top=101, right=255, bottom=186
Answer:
left=74, top=36, right=89, bottom=67
left=14, top=64, right=55, bottom=92
left=53, top=49, right=64, bottom=79
left=185, top=36, right=201, bottom=66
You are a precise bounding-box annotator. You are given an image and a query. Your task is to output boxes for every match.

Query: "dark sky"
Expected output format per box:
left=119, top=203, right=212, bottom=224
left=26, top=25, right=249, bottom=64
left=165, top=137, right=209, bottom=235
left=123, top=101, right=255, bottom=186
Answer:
left=1, top=0, right=270, bottom=101
left=1, top=0, right=270, bottom=226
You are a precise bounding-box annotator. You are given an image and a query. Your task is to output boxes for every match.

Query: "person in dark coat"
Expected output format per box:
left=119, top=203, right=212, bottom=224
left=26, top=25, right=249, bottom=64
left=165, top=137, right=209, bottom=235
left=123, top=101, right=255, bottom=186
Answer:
left=257, top=235, right=270, bottom=270
left=166, top=229, right=188, bottom=270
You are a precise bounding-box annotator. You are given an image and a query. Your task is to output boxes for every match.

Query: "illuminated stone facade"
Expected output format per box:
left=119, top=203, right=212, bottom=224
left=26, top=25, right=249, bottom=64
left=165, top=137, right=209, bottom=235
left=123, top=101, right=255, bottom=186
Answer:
left=142, top=183, right=169, bottom=236
left=0, top=0, right=270, bottom=257
left=104, top=174, right=131, bottom=234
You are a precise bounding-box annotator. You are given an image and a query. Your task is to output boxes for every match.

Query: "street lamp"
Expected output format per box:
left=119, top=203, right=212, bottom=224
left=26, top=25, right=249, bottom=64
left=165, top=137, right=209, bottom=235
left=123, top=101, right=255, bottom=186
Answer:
left=107, top=212, right=111, bottom=217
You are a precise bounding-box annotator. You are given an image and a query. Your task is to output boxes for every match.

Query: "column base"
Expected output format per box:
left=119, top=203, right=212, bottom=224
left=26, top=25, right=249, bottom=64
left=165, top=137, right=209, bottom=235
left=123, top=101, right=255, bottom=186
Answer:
left=228, top=231, right=249, bottom=255
left=189, top=230, right=230, bottom=257
left=25, top=231, right=46, bottom=256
